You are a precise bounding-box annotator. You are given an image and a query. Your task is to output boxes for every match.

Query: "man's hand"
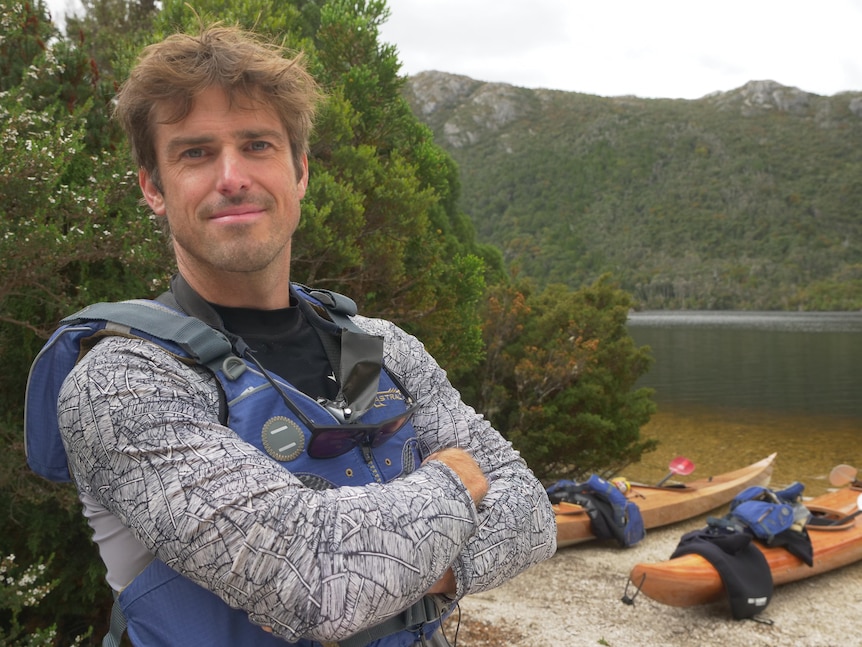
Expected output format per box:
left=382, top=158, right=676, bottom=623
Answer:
left=424, top=448, right=488, bottom=506
left=426, top=568, right=456, bottom=595
left=421, top=449, right=488, bottom=596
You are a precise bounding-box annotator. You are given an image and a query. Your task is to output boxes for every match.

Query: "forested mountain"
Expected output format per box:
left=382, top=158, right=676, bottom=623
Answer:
left=403, top=73, right=862, bottom=310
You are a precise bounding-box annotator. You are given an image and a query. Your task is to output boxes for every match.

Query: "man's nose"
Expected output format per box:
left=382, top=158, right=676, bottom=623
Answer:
left=216, top=149, right=251, bottom=194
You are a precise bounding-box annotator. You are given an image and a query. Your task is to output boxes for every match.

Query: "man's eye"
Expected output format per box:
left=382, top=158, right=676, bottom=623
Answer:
left=183, top=148, right=205, bottom=159
left=249, top=141, right=270, bottom=152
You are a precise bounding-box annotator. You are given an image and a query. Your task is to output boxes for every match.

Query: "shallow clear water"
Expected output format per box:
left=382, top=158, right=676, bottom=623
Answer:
left=623, top=312, right=862, bottom=497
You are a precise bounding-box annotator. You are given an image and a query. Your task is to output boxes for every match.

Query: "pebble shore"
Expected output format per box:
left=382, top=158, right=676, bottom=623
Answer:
left=447, top=513, right=862, bottom=647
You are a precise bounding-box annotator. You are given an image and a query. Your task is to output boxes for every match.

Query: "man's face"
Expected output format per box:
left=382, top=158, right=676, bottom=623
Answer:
left=139, top=86, right=307, bottom=290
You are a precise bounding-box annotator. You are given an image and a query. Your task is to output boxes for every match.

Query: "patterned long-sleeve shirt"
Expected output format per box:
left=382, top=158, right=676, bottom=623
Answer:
left=57, top=313, right=556, bottom=642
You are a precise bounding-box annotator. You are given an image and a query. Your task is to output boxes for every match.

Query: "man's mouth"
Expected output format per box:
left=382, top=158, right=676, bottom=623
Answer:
left=208, top=205, right=265, bottom=223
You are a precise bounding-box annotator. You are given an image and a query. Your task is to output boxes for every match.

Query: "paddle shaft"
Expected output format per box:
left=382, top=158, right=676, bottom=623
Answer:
left=834, top=493, right=862, bottom=525
left=833, top=508, right=862, bottom=526
left=655, top=472, right=675, bottom=487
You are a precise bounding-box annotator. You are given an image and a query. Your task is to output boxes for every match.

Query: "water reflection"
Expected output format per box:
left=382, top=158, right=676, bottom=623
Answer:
left=630, top=310, right=862, bottom=333
left=624, top=311, right=862, bottom=496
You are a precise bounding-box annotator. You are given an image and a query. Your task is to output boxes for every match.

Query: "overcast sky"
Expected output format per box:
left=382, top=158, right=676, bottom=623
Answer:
left=378, top=0, right=862, bottom=99
left=45, top=0, right=862, bottom=100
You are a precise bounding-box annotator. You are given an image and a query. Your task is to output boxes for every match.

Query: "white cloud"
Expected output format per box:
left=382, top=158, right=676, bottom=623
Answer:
left=379, top=0, right=862, bottom=98
left=42, top=0, right=862, bottom=99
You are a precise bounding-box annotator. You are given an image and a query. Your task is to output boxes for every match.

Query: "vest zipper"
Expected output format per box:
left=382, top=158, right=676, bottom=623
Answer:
left=361, top=444, right=384, bottom=483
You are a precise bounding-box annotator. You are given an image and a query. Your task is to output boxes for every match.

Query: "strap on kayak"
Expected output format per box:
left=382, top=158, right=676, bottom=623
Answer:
left=621, top=572, right=645, bottom=606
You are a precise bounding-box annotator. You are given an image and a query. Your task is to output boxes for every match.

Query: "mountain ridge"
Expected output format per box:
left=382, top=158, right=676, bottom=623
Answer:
left=403, top=72, right=862, bottom=309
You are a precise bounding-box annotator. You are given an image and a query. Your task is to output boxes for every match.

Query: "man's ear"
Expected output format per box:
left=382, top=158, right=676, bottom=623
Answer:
left=139, top=167, right=166, bottom=215
left=297, top=153, right=309, bottom=199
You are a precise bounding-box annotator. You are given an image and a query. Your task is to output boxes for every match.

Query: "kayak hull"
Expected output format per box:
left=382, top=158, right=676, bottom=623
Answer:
left=555, top=453, right=776, bottom=548
left=629, top=485, right=862, bottom=606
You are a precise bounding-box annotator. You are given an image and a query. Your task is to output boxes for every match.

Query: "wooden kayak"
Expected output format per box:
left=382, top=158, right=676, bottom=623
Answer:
left=555, top=453, right=776, bottom=548
left=628, top=484, right=862, bottom=607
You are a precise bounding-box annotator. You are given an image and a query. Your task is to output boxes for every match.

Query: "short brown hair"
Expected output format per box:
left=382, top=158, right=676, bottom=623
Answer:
left=114, top=24, right=321, bottom=183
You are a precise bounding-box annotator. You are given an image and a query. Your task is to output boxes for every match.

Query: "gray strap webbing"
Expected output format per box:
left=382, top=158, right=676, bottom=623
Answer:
left=64, top=301, right=234, bottom=371
left=102, top=595, right=127, bottom=647
left=294, top=284, right=360, bottom=331
left=337, top=595, right=448, bottom=647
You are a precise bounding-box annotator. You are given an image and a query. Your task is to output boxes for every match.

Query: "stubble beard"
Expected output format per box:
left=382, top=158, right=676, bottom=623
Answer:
left=171, top=194, right=292, bottom=275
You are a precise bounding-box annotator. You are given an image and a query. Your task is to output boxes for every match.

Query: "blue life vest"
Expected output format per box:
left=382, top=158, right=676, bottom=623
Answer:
left=546, top=474, right=645, bottom=547
left=24, top=292, right=442, bottom=647
left=727, top=482, right=809, bottom=543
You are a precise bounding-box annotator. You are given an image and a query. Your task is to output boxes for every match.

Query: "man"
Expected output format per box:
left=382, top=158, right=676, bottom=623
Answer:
left=53, top=24, right=556, bottom=646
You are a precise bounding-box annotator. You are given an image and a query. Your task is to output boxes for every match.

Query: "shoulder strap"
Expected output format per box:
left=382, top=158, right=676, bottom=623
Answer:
left=292, top=283, right=362, bottom=332
left=25, top=299, right=239, bottom=483
left=65, top=300, right=236, bottom=373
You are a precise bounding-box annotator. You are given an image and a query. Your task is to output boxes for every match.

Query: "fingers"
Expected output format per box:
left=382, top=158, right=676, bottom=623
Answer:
left=425, top=448, right=489, bottom=506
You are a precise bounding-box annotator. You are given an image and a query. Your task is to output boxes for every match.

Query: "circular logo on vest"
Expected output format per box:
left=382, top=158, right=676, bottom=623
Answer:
left=261, top=416, right=305, bottom=462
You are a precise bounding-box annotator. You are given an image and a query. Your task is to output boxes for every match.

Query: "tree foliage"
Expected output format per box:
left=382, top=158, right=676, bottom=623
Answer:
left=0, top=1, right=172, bottom=639
left=0, top=0, right=171, bottom=411
left=463, top=275, right=657, bottom=482
left=62, top=0, right=159, bottom=79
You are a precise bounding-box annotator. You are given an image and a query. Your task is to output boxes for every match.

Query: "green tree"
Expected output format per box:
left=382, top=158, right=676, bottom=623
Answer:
left=470, top=275, right=658, bottom=482
left=0, top=554, right=87, bottom=646
left=62, top=0, right=160, bottom=79
left=0, top=0, right=169, bottom=412
left=0, top=2, right=170, bottom=641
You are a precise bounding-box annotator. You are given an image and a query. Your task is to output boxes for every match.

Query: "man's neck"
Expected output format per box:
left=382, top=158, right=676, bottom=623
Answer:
left=176, top=264, right=292, bottom=310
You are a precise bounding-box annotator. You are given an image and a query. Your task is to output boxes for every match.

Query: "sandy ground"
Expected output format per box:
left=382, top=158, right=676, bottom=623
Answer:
left=444, top=513, right=862, bottom=647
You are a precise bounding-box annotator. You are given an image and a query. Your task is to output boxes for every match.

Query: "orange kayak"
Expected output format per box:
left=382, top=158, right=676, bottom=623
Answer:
left=628, top=484, right=862, bottom=606
left=555, top=453, right=776, bottom=548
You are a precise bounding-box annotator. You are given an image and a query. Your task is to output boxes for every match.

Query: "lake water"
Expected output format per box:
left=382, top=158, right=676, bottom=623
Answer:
left=621, top=311, right=862, bottom=497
